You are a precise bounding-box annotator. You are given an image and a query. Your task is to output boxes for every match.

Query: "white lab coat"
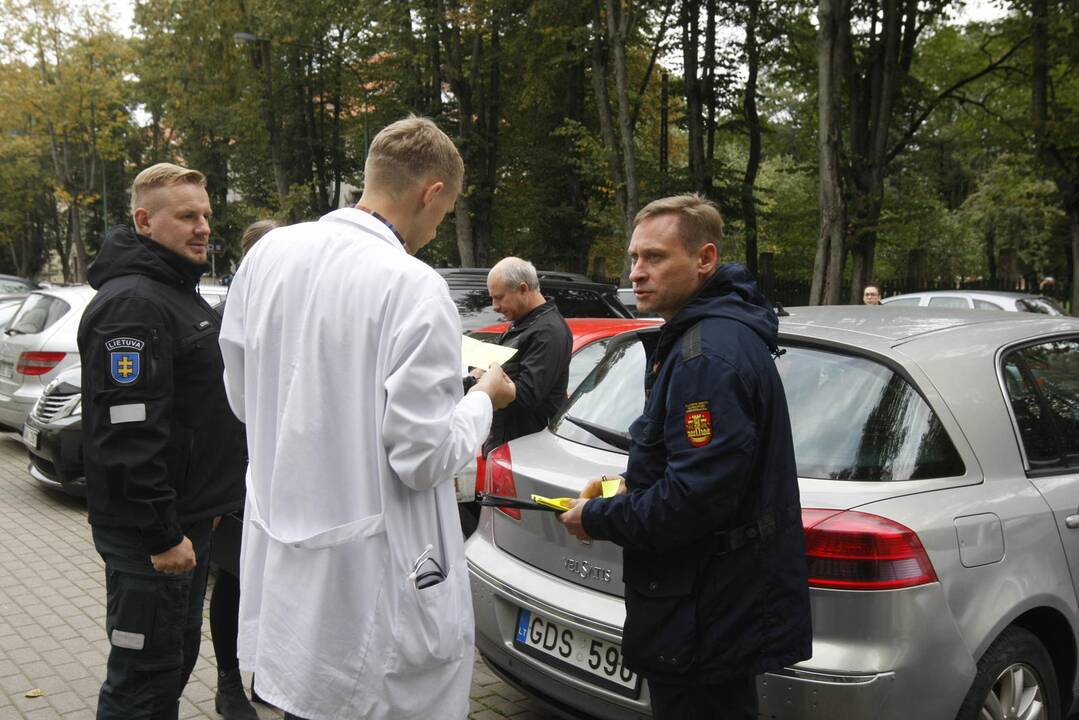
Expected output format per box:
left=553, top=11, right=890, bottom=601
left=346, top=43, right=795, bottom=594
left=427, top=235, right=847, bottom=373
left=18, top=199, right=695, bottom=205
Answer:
left=219, top=208, right=492, bottom=720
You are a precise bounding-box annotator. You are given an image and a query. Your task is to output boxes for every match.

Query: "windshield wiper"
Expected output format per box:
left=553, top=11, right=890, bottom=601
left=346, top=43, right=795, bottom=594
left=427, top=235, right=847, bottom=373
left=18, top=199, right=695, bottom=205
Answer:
left=564, top=415, right=631, bottom=452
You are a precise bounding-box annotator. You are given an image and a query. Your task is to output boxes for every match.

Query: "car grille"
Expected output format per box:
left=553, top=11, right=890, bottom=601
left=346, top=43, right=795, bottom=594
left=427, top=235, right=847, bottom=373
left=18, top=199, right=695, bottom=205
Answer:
left=31, top=391, right=78, bottom=424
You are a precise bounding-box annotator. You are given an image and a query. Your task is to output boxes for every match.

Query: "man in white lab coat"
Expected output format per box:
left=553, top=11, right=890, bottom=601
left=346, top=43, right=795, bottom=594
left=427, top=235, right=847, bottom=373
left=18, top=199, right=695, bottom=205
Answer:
left=219, top=117, right=516, bottom=720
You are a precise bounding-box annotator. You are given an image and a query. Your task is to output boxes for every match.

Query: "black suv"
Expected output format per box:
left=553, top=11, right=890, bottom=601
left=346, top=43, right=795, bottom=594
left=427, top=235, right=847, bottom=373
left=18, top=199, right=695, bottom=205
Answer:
left=436, top=267, right=632, bottom=329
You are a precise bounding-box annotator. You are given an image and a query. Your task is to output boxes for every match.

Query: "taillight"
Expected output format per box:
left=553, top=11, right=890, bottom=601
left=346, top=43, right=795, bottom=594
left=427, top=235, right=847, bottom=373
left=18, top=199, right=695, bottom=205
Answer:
left=485, top=444, right=519, bottom=520
left=17, top=352, right=66, bottom=376
left=802, top=508, right=937, bottom=590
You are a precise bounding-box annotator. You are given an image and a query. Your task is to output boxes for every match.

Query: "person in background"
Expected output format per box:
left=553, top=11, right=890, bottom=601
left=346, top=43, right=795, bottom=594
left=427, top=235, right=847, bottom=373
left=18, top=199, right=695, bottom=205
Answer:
left=210, top=218, right=280, bottom=719
left=863, top=283, right=882, bottom=305
left=79, top=163, right=247, bottom=719
left=559, top=194, right=811, bottom=720
left=219, top=116, right=515, bottom=720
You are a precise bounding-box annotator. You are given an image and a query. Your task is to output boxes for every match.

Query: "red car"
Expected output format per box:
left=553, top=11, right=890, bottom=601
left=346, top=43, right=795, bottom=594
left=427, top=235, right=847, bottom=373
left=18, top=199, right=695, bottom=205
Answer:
left=457, top=317, right=661, bottom=536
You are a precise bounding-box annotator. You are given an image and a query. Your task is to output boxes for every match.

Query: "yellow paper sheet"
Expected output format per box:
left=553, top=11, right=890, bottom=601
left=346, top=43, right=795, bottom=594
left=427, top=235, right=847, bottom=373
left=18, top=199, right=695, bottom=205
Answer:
left=530, top=494, right=575, bottom=512
left=601, top=477, right=622, bottom=498
left=462, top=334, right=516, bottom=368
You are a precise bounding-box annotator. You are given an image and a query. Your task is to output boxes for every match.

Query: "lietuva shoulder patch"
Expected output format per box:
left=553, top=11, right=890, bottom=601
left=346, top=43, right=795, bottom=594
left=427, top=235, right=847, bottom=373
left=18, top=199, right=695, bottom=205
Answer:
left=684, top=400, right=712, bottom=447
left=105, top=337, right=144, bottom=385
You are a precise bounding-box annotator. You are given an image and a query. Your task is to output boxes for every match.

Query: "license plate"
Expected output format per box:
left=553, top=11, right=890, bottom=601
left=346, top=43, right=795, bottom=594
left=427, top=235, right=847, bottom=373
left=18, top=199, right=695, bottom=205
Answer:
left=0, top=362, right=12, bottom=379
left=22, top=425, right=38, bottom=449
left=514, top=608, right=640, bottom=698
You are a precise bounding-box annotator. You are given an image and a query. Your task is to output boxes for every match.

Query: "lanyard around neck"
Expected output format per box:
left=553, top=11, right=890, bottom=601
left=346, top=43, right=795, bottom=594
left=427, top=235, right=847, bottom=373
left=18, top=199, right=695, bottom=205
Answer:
left=356, top=205, right=404, bottom=246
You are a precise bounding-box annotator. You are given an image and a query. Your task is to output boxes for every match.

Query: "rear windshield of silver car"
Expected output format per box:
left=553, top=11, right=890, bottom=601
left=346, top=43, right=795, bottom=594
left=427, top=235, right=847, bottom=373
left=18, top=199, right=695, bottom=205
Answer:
left=7, top=294, right=70, bottom=336
left=553, top=335, right=965, bottom=481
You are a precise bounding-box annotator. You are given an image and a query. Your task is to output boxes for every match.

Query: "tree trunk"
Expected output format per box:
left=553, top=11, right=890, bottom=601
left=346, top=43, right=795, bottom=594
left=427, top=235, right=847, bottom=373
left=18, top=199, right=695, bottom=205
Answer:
left=455, top=194, right=476, bottom=267
left=682, top=0, right=706, bottom=195
left=605, top=0, right=640, bottom=280
left=591, top=1, right=630, bottom=253
left=741, top=0, right=761, bottom=275
left=1069, top=206, right=1079, bottom=314
left=811, top=0, right=848, bottom=305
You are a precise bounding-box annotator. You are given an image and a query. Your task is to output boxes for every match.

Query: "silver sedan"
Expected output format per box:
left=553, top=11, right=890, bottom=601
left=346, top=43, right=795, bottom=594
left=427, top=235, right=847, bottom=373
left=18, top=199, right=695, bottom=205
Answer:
left=466, top=306, right=1079, bottom=720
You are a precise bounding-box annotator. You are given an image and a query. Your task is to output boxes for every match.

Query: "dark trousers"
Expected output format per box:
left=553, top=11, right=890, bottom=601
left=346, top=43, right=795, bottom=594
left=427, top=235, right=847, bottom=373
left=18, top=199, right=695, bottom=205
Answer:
left=649, top=674, right=759, bottom=720
left=93, top=520, right=212, bottom=720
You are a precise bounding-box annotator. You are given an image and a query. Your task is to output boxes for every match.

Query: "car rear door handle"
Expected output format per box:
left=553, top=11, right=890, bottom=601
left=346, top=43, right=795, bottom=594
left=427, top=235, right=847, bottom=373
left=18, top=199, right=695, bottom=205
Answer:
left=1066, top=515, right=1079, bottom=530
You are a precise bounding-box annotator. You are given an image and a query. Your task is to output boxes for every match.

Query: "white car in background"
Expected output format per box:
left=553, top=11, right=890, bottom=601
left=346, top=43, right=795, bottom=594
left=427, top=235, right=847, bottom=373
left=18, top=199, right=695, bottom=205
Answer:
left=0, top=286, right=96, bottom=430
left=882, top=290, right=1064, bottom=315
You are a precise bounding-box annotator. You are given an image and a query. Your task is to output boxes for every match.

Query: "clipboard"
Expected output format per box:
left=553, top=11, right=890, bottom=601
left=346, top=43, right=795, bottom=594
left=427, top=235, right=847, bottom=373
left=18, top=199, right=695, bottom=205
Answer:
left=478, top=493, right=571, bottom=513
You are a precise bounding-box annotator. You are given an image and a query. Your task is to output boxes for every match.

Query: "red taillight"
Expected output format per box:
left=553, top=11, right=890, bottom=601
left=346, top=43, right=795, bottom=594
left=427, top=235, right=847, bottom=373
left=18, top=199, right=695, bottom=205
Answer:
left=802, top=508, right=937, bottom=590
left=485, top=444, right=519, bottom=520
left=17, top=352, right=66, bottom=376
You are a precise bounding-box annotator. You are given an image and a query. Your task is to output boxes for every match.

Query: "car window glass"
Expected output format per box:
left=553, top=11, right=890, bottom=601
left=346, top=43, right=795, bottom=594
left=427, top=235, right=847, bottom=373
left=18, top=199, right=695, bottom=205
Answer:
left=566, top=338, right=612, bottom=395
left=555, top=337, right=965, bottom=481
left=884, top=298, right=920, bottom=306
left=0, top=279, right=33, bottom=293
left=1004, top=340, right=1079, bottom=467
left=928, top=296, right=970, bottom=308
left=777, top=348, right=964, bottom=480
left=553, top=338, right=647, bottom=449
left=1016, top=298, right=1062, bottom=315
left=974, top=299, right=1003, bottom=310
left=9, top=294, right=69, bottom=335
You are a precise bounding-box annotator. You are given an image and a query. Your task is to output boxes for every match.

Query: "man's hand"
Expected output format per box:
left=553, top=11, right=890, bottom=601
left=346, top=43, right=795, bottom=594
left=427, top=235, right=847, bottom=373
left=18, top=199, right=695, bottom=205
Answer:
left=559, top=498, right=593, bottom=542
left=151, top=536, right=196, bottom=575
left=468, top=367, right=486, bottom=380
left=579, top=475, right=626, bottom=499
left=471, top=362, right=516, bottom=410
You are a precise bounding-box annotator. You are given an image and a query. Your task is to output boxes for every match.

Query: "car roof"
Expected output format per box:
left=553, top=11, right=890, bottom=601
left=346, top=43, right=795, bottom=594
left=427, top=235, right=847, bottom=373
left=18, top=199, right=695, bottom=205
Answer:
left=883, top=289, right=1048, bottom=301
left=473, top=317, right=661, bottom=352
left=779, top=305, right=1079, bottom=352
left=33, top=284, right=96, bottom=302
left=436, top=267, right=594, bottom=284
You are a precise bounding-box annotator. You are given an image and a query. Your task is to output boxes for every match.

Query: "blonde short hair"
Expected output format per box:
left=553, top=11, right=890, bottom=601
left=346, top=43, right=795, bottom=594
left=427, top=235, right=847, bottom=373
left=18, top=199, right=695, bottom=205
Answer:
left=130, top=163, right=206, bottom=219
left=364, top=117, right=464, bottom=197
left=240, top=219, right=280, bottom=256
left=634, top=194, right=724, bottom=253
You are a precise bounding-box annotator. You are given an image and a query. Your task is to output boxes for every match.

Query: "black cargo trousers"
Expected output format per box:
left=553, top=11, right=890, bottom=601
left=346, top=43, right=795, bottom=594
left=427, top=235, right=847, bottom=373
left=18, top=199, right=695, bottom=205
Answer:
left=92, top=520, right=212, bottom=720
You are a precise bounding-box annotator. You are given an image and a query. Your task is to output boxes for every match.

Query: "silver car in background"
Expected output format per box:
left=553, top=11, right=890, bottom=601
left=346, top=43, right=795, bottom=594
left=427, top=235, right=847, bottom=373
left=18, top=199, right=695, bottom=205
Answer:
left=0, top=286, right=95, bottom=430
left=467, top=306, right=1079, bottom=719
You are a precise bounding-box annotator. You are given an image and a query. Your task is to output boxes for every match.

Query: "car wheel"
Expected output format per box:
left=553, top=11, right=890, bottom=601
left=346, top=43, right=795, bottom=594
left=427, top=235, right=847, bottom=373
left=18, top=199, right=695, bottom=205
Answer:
left=955, top=626, right=1059, bottom=720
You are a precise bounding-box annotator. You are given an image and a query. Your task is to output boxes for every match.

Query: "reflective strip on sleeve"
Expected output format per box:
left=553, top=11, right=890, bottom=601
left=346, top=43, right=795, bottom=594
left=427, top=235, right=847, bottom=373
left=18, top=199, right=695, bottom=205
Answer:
left=109, top=403, right=147, bottom=424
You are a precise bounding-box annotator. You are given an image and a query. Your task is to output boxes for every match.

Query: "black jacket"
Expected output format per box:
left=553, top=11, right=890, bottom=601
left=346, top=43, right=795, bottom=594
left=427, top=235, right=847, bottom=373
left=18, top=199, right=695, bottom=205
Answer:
left=78, top=226, right=246, bottom=555
left=483, top=301, right=572, bottom=454
left=582, top=263, right=812, bottom=683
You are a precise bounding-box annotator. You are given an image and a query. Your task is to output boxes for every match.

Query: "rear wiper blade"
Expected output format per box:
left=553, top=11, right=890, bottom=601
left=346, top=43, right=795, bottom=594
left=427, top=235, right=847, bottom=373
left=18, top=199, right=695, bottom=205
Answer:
left=564, top=415, right=631, bottom=451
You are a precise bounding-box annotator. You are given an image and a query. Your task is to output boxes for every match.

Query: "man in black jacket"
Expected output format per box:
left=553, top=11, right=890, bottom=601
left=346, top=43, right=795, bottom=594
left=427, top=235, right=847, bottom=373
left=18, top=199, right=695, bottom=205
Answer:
left=560, top=195, right=811, bottom=720
left=469, top=257, right=572, bottom=455
left=79, top=163, right=246, bottom=720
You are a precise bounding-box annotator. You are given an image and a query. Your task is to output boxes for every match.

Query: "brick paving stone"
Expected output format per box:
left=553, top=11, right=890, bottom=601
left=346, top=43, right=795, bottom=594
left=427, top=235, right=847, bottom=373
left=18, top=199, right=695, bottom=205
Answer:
left=0, top=431, right=562, bottom=719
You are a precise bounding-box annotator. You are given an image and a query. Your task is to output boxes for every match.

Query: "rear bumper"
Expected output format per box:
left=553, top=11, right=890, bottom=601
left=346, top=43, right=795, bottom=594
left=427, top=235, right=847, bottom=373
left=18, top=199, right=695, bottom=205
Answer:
left=467, top=534, right=973, bottom=720
left=0, top=393, right=35, bottom=430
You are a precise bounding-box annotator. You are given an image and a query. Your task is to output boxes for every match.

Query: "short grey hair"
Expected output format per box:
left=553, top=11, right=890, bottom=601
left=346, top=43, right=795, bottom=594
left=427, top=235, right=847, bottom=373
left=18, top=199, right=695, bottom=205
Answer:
left=490, top=257, right=539, bottom=293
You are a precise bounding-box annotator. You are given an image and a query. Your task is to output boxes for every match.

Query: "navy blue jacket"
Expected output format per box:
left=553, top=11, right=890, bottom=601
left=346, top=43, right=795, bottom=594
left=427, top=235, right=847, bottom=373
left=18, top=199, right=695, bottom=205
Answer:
left=582, top=263, right=811, bottom=683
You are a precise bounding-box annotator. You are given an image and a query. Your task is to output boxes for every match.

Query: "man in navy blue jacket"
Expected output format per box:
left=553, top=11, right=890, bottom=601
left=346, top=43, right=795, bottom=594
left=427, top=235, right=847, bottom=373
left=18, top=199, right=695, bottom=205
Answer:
left=560, top=194, right=811, bottom=720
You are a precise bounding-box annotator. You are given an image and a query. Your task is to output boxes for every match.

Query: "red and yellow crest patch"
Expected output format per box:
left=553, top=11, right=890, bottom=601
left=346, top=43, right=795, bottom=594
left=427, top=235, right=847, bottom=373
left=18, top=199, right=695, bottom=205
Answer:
left=684, top=401, right=712, bottom=447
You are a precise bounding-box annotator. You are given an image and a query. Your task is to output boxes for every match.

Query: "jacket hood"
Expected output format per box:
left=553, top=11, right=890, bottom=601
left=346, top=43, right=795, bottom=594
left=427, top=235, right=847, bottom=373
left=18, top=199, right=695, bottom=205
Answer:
left=87, top=225, right=207, bottom=290
left=657, top=263, right=778, bottom=360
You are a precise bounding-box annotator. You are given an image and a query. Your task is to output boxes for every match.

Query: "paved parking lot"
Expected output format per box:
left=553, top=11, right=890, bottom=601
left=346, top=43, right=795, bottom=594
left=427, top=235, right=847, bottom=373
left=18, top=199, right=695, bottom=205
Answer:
left=0, top=431, right=554, bottom=720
